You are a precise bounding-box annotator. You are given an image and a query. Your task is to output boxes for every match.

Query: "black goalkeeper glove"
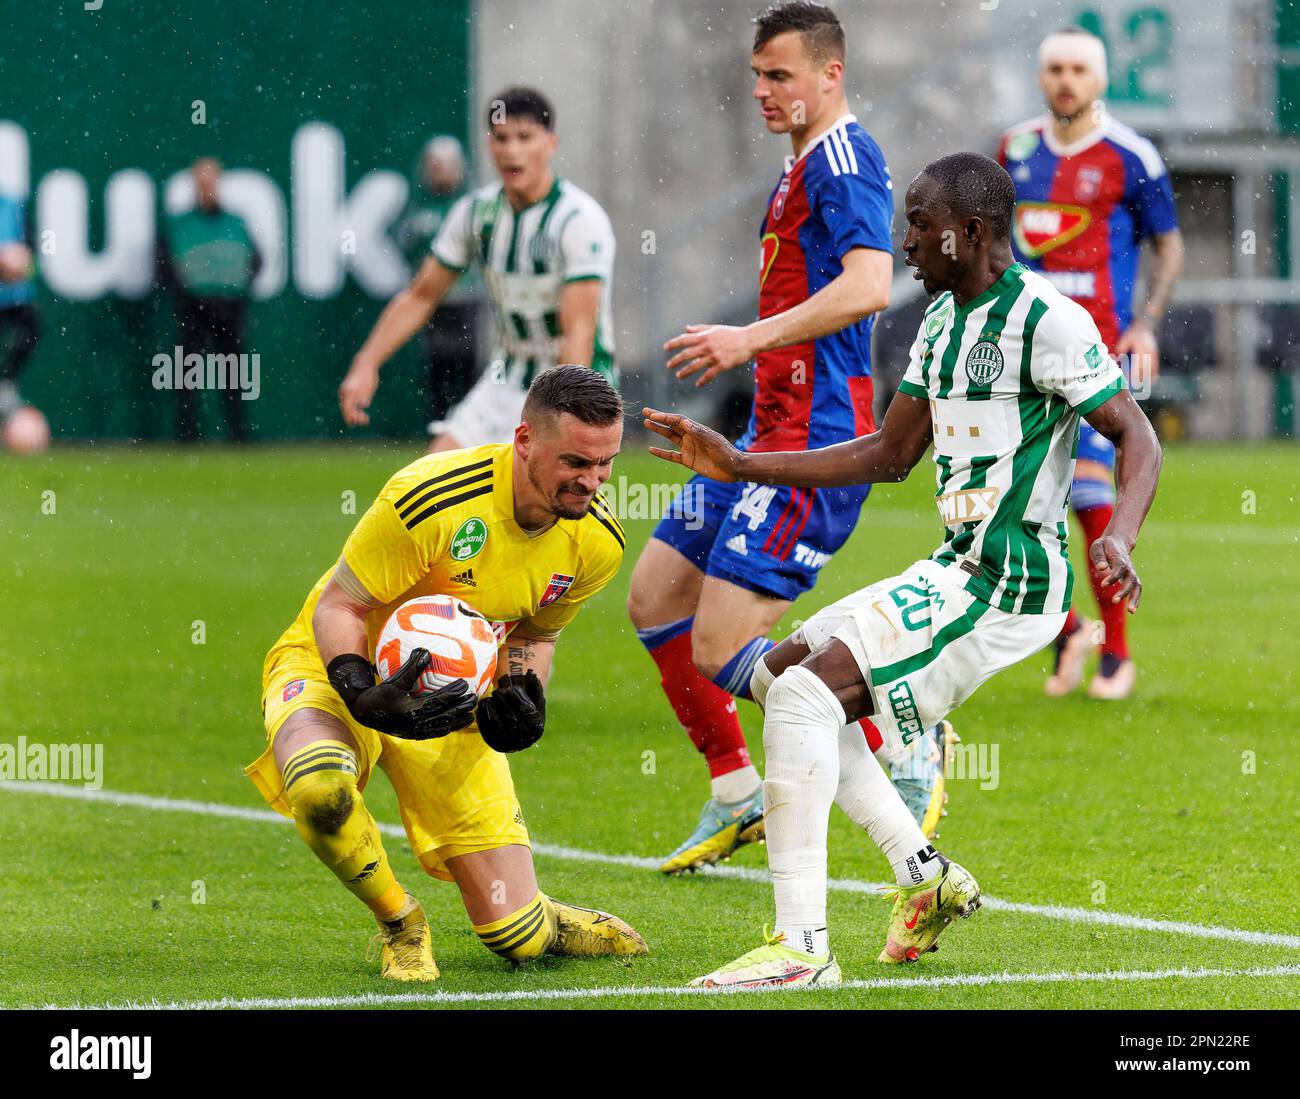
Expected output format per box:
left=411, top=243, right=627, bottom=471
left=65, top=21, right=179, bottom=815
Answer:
left=475, top=670, right=546, bottom=753
left=326, top=649, right=477, bottom=741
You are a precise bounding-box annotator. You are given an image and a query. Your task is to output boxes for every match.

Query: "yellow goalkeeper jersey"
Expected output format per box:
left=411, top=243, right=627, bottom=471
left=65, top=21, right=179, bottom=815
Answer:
left=265, top=443, right=626, bottom=681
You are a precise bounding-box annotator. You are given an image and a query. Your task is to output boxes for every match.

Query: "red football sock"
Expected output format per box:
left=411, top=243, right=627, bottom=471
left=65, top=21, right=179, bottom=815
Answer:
left=1059, top=607, right=1081, bottom=640
left=647, top=630, right=751, bottom=778
left=1078, top=503, right=1129, bottom=660
left=859, top=717, right=883, bottom=753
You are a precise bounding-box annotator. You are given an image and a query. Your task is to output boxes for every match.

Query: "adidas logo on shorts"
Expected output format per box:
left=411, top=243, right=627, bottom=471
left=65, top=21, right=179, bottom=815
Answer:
left=725, top=533, right=748, bottom=556
left=450, top=567, right=476, bottom=587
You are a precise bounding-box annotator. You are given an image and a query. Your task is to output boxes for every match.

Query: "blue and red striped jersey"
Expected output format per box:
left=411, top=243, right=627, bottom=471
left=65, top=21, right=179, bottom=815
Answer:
left=997, top=116, right=1178, bottom=347
left=741, top=115, right=894, bottom=453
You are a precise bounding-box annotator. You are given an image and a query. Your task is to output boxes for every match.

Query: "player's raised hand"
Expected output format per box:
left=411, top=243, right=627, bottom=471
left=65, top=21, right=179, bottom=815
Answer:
left=642, top=407, right=744, bottom=482
left=664, top=324, right=755, bottom=387
left=339, top=357, right=381, bottom=427
left=1088, top=534, right=1143, bottom=613
left=1115, top=323, right=1160, bottom=394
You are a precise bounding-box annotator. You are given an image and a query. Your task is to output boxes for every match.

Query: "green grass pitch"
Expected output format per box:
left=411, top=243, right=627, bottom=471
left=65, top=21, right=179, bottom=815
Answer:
left=0, top=441, right=1297, bottom=1009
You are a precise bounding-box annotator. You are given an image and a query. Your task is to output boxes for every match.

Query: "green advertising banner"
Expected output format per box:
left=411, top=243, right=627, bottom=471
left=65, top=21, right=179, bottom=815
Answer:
left=1, top=0, right=472, bottom=439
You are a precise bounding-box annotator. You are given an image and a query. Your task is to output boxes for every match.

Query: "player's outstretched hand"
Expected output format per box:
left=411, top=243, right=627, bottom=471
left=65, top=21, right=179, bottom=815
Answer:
left=642, top=407, right=744, bottom=483
left=339, top=358, right=380, bottom=427
left=326, top=649, right=477, bottom=740
left=476, top=671, right=546, bottom=753
left=1088, top=535, right=1143, bottom=612
left=664, top=324, right=754, bottom=387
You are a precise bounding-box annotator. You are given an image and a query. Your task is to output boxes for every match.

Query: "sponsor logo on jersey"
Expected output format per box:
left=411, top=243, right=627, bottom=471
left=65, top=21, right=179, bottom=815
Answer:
left=450, top=567, right=476, bottom=587
left=965, top=339, right=1005, bottom=386
left=282, top=679, right=305, bottom=702
left=888, top=681, right=925, bottom=746
left=760, top=232, right=779, bottom=288
left=1012, top=200, right=1091, bottom=258
left=539, top=572, right=575, bottom=607
left=725, top=533, right=748, bottom=556
left=1042, top=270, right=1097, bottom=298
left=793, top=542, right=830, bottom=569
left=937, top=486, right=1002, bottom=525
left=1074, top=165, right=1105, bottom=202
left=772, top=176, right=792, bottom=221
left=450, top=517, right=488, bottom=561
left=1004, top=130, right=1041, bottom=162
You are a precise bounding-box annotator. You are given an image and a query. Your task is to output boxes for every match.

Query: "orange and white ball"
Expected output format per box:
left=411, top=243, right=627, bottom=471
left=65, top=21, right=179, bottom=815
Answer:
left=374, top=594, right=499, bottom=699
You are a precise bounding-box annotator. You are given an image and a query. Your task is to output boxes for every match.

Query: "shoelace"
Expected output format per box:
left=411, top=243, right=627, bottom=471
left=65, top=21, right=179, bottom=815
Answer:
left=710, top=926, right=787, bottom=975
left=367, top=923, right=428, bottom=967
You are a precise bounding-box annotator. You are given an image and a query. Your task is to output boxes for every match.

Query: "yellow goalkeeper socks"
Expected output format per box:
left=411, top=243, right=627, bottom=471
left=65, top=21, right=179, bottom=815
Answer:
left=472, top=892, right=557, bottom=963
left=283, top=740, right=406, bottom=921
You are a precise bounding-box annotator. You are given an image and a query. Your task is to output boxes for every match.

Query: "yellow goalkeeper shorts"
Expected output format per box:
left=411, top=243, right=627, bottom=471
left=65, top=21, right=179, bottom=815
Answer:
left=245, top=645, right=529, bottom=881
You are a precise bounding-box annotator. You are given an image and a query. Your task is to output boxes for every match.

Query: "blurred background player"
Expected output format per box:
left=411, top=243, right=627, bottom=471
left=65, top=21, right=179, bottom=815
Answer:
left=394, top=135, right=480, bottom=426
left=339, top=88, right=618, bottom=451
left=157, top=157, right=263, bottom=443
left=998, top=27, right=1184, bottom=700
left=628, top=2, right=950, bottom=875
left=0, top=190, right=48, bottom=454
left=246, top=367, right=645, bottom=981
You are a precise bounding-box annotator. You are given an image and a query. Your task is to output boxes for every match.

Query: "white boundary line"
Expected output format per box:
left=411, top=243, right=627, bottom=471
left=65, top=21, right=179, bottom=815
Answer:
left=45, top=964, right=1300, bottom=1011
left=6, top=780, right=1300, bottom=952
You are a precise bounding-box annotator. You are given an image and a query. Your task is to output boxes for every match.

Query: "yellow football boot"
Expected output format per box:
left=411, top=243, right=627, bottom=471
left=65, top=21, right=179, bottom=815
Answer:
left=549, top=899, right=649, bottom=957
left=368, top=893, right=440, bottom=981
left=878, top=858, right=981, bottom=964
left=659, top=789, right=765, bottom=874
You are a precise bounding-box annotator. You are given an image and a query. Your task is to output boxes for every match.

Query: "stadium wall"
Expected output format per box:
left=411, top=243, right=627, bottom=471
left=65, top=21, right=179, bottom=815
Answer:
left=3, top=0, right=471, bottom=440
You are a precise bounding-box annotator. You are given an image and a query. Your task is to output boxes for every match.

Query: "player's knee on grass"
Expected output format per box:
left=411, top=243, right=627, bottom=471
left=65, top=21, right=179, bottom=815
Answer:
left=472, top=893, right=557, bottom=963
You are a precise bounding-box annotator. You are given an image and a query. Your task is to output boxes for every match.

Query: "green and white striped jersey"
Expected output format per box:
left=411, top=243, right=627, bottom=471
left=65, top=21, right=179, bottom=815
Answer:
left=898, top=263, right=1126, bottom=615
left=432, top=177, right=617, bottom=388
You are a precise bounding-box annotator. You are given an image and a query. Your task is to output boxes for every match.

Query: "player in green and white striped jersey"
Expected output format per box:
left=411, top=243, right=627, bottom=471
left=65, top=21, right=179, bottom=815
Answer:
left=644, top=153, right=1162, bottom=990
left=340, top=88, right=617, bottom=451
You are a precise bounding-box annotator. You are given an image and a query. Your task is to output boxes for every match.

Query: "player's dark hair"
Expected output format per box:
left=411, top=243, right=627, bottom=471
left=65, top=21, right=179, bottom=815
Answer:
left=487, top=87, right=554, bottom=131
left=920, top=152, right=1016, bottom=241
left=753, top=2, right=845, bottom=64
left=523, top=366, right=624, bottom=428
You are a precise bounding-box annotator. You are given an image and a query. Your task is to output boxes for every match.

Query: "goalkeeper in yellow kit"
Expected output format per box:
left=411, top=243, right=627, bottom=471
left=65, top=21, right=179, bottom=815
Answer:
left=246, top=366, right=646, bottom=981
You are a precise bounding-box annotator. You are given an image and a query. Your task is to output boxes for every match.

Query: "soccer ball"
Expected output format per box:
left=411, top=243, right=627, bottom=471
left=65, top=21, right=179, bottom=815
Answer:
left=374, top=594, right=499, bottom=699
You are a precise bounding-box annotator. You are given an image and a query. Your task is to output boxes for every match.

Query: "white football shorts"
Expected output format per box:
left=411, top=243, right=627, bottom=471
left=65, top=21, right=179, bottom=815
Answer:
left=797, top=557, right=1064, bottom=762
left=428, top=360, right=529, bottom=447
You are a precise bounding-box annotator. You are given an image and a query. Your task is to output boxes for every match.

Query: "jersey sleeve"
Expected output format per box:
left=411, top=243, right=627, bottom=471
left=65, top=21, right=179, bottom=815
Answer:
left=896, top=324, right=930, bottom=400
left=1032, top=302, right=1127, bottom=415
left=1130, top=157, right=1179, bottom=241
left=809, top=139, right=894, bottom=258
left=559, top=202, right=616, bottom=283
left=430, top=193, right=475, bottom=272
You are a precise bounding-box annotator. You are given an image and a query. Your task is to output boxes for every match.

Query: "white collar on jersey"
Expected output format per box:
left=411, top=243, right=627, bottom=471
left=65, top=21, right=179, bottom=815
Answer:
left=784, top=112, right=858, bottom=174
left=1038, top=112, right=1112, bottom=158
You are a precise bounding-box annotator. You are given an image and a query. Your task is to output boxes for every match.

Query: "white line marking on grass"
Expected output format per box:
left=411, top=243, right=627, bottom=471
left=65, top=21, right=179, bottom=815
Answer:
left=7, top=781, right=1300, bottom=951
left=44, top=963, right=1300, bottom=1011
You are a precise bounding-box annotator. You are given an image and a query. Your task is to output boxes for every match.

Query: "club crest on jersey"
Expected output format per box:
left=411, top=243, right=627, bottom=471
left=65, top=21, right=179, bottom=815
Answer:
left=282, top=679, right=305, bottom=702
left=1074, top=165, right=1104, bottom=203
left=1013, top=201, right=1091, bottom=258
left=772, top=176, right=792, bottom=221
left=965, top=339, right=1005, bottom=386
left=539, top=572, right=575, bottom=607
